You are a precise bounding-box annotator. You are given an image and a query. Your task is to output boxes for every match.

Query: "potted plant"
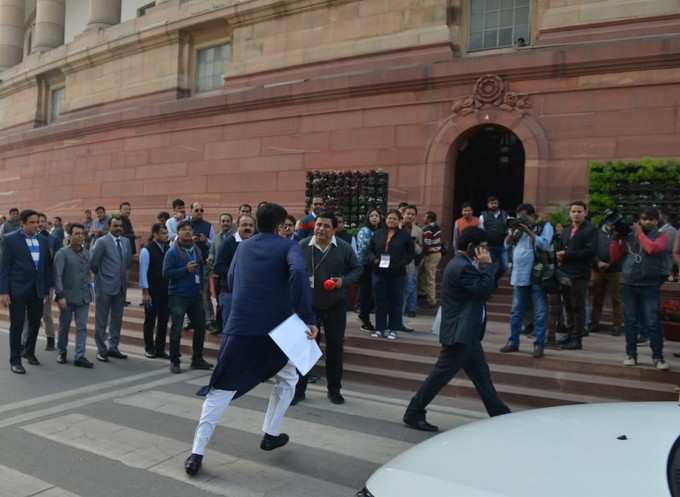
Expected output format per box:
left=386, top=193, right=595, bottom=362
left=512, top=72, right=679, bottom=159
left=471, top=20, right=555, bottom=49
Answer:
left=660, top=298, right=680, bottom=342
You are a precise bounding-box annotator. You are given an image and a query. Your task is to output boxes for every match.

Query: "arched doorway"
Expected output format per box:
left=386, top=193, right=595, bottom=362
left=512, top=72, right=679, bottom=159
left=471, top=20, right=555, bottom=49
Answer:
left=452, top=124, right=525, bottom=216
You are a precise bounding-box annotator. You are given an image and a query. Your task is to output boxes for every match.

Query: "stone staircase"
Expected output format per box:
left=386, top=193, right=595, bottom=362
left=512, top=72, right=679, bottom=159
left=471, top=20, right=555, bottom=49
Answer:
left=2, top=282, right=678, bottom=413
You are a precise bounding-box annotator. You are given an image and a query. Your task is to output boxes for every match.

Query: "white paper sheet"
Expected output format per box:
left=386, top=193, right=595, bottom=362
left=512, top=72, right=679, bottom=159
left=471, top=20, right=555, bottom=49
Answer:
left=269, top=314, right=322, bottom=376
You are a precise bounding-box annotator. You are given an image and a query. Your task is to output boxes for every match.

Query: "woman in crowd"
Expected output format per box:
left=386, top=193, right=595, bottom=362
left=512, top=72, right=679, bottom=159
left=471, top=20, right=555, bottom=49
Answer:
left=367, top=209, right=415, bottom=340
left=356, top=208, right=383, bottom=332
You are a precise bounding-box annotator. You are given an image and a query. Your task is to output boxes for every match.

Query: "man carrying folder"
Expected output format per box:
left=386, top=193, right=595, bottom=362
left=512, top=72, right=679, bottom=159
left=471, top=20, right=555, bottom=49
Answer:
left=294, top=211, right=361, bottom=405
left=185, top=203, right=318, bottom=477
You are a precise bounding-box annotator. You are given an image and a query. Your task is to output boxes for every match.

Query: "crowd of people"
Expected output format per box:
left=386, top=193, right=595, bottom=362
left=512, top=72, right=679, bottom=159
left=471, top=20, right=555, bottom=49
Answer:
left=454, top=196, right=677, bottom=370
left=0, top=192, right=675, bottom=380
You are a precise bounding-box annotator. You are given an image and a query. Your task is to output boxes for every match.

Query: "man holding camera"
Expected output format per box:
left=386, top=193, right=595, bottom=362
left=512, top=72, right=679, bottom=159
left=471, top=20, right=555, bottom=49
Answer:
left=590, top=212, right=624, bottom=337
left=403, top=227, right=510, bottom=432
left=611, top=207, right=670, bottom=370
left=500, top=204, right=554, bottom=358
left=556, top=201, right=596, bottom=350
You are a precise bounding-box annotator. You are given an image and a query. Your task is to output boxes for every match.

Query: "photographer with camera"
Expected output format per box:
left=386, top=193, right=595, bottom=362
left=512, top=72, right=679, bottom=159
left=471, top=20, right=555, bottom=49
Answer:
left=556, top=201, right=597, bottom=350
left=611, top=206, right=670, bottom=370
left=500, top=204, right=554, bottom=359
left=589, top=210, right=626, bottom=337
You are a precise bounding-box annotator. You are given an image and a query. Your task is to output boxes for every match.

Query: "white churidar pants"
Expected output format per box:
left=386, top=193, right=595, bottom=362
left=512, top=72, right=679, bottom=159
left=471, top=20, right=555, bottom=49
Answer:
left=191, top=360, right=298, bottom=455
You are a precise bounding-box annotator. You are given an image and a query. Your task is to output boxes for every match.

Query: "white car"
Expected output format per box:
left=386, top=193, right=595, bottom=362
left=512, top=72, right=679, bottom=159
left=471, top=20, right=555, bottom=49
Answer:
left=358, top=402, right=680, bottom=497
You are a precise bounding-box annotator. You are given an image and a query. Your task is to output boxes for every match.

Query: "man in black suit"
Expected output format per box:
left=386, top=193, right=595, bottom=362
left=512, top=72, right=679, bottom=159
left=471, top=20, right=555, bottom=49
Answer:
left=556, top=201, right=596, bottom=350
left=0, top=209, right=53, bottom=374
left=403, top=227, right=510, bottom=431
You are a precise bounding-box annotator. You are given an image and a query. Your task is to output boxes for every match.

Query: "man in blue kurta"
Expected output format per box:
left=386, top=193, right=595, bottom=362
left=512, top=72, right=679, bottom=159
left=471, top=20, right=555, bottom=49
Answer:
left=185, top=203, right=318, bottom=476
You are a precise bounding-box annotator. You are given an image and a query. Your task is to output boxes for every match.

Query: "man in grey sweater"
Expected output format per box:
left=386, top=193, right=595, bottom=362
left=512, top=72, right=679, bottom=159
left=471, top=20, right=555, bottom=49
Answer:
left=294, top=211, right=361, bottom=405
left=54, top=223, right=94, bottom=368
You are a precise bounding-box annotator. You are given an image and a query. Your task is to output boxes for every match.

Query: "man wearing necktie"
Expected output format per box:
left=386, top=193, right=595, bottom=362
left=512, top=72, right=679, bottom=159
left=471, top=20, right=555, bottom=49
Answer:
left=90, top=215, right=132, bottom=362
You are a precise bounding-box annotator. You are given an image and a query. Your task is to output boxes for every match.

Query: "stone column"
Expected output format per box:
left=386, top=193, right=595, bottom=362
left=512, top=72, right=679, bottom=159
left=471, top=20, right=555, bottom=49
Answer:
left=32, top=0, right=65, bottom=53
left=0, top=0, right=26, bottom=70
left=86, top=0, right=121, bottom=31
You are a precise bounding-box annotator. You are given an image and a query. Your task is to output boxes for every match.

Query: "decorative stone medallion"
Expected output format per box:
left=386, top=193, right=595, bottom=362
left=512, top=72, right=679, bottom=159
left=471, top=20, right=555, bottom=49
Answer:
left=452, top=74, right=531, bottom=116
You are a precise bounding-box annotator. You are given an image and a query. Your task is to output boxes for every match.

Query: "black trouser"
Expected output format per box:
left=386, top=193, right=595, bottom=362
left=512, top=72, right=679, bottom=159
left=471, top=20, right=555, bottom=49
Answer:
left=9, top=291, right=42, bottom=365
left=563, top=278, right=589, bottom=340
left=296, top=301, right=347, bottom=395
left=168, top=295, right=206, bottom=365
left=406, top=342, right=511, bottom=418
left=143, top=292, right=169, bottom=355
left=357, top=265, right=374, bottom=323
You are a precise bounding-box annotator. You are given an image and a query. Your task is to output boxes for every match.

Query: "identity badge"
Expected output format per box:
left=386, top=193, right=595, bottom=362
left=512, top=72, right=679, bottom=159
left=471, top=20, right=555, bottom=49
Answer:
left=379, top=254, right=391, bottom=268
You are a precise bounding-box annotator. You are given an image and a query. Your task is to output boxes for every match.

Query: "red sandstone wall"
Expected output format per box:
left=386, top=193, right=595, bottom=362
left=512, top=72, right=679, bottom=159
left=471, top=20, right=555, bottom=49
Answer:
left=1, top=49, right=680, bottom=243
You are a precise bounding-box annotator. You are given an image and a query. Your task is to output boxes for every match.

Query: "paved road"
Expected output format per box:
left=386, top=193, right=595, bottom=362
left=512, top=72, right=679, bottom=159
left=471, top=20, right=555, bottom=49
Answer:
left=0, top=327, right=482, bottom=497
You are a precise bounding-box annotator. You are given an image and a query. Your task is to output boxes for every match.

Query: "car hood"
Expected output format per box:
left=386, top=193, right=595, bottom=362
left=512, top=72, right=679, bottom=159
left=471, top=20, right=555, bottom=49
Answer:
left=366, top=402, right=680, bottom=497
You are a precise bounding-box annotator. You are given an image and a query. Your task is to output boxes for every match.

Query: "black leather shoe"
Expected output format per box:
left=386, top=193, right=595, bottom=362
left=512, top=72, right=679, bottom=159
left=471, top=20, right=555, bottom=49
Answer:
left=45, top=337, right=56, bottom=351
left=25, top=355, right=40, bottom=366
left=532, top=344, right=545, bottom=359
left=610, top=328, right=622, bottom=337
left=170, top=363, right=182, bottom=374
left=10, top=364, right=26, bottom=374
left=57, top=352, right=67, bottom=364
left=73, top=357, right=94, bottom=368
left=156, top=351, right=171, bottom=360
left=260, top=433, right=289, bottom=451
left=290, top=392, right=305, bottom=406
left=144, top=351, right=157, bottom=359
left=328, top=392, right=345, bottom=405
left=500, top=342, right=519, bottom=353
left=403, top=413, right=439, bottom=432
left=400, top=326, right=415, bottom=333
left=190, top=359, right=214, bottom=370
left=107, top=350, right=128, bottom=359
left=559, top=338, right=582, bottom=350
left=96, top=352, right=109, bottom=362
left=556, top=336, right=571, bottom=346
left=184, top=454, right=202, bottom=476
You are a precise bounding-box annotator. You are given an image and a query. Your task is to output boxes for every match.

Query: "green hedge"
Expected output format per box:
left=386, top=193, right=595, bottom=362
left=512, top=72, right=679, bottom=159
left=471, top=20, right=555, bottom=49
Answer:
left=588, top=158, right=680, bottom=225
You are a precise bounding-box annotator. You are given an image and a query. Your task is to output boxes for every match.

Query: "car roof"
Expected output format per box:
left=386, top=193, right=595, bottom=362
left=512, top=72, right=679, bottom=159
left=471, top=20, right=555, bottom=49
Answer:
left=368, top=402, right=680, bottom=497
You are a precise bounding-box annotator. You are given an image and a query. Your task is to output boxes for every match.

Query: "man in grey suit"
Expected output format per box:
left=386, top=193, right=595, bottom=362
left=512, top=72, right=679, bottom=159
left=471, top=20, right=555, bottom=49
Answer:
left=403, top=227, right=510, bottom=432
left=90, top=215, right=132, bottom=362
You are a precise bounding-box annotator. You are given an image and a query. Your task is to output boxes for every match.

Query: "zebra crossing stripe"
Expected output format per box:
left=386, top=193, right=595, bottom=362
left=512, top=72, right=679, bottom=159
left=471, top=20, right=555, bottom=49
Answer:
left=0, top=463, right=81, bottom=497
left=22, top=413, right=355, bottom=497
left=115, top=390, right=412, bottom=464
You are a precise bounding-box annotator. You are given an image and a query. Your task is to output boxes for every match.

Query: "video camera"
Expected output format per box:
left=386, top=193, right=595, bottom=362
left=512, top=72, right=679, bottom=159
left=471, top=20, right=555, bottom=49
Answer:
left=602, top=209, right=631, bottom=237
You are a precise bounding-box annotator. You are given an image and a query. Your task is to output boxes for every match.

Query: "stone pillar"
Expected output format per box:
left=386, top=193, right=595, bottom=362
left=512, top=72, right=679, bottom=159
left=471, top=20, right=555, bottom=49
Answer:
left=0, top=0, right=25, bottom=70
left=86, top=0, right=121, bottom=31
left=32, top=0, right=65, bottom=53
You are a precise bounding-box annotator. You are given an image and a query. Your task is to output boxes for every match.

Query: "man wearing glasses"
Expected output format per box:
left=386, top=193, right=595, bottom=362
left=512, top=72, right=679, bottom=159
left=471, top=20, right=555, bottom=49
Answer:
left=278, top=216, right=296, bottom=240
left=296, top=196, right=324, bottom=240
left=190, top=202, right=216, bottom=332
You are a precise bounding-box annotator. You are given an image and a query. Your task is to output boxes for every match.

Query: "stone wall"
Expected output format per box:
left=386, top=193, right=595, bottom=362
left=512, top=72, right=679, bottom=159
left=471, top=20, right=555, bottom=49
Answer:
left=540, top=0, right=680, bottom=29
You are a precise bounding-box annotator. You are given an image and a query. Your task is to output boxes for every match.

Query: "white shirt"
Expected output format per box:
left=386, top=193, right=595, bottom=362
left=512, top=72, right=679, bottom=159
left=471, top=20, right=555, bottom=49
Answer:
left=308, top=235, right=337, bottom=253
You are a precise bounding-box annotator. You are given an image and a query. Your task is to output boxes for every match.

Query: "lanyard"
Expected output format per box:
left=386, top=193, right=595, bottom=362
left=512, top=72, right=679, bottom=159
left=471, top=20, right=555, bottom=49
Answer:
left=312, top=243, right=333, bottom=281
left=384, top=230, right=396, bottom=252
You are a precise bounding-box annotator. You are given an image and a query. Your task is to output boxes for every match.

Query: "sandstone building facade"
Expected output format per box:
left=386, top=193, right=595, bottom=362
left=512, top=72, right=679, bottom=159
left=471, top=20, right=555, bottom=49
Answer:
left=0, top=0, right=679, bottom=234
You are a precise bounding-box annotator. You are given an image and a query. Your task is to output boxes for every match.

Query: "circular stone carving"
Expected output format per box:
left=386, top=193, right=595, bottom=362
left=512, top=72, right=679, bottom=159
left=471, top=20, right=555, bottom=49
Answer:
left=474, top=74, right=505, bottom=104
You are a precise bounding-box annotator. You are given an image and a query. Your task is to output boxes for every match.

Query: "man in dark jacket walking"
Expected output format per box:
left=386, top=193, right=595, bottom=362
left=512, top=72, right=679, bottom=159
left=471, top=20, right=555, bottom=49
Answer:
left=294, top=211, right=361, bottom=405
left=556, top=201, right=596, bottom=350
left=403, top=227, right=510, bottom=431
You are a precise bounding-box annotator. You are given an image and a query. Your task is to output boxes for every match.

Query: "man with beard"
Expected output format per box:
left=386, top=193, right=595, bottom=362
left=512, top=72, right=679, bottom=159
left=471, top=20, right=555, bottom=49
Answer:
left=90, top=215, right=132, bottom=362
left=184, top=203, right=317, bottom=476
left=213, top=214, right=255, bottom=332
left=612, top=207, right=670, bottom=370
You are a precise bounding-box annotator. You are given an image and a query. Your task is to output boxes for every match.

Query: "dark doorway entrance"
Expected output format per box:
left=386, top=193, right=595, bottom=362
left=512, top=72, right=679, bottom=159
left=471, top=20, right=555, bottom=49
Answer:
left=452, top=125, right=525, bottom=217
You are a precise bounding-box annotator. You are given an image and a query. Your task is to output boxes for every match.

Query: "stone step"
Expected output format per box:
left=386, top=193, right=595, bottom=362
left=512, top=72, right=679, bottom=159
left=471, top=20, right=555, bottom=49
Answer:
left=341, top=345, right=677, bottom=402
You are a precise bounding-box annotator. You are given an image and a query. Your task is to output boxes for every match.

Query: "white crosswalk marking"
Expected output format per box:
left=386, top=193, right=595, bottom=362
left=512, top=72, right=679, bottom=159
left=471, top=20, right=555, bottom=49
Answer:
left=0, top=464, right=81, bottom=497
left=115, top=390, right=412, bottom=464
left=23, top=414, right=355, bottom=497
